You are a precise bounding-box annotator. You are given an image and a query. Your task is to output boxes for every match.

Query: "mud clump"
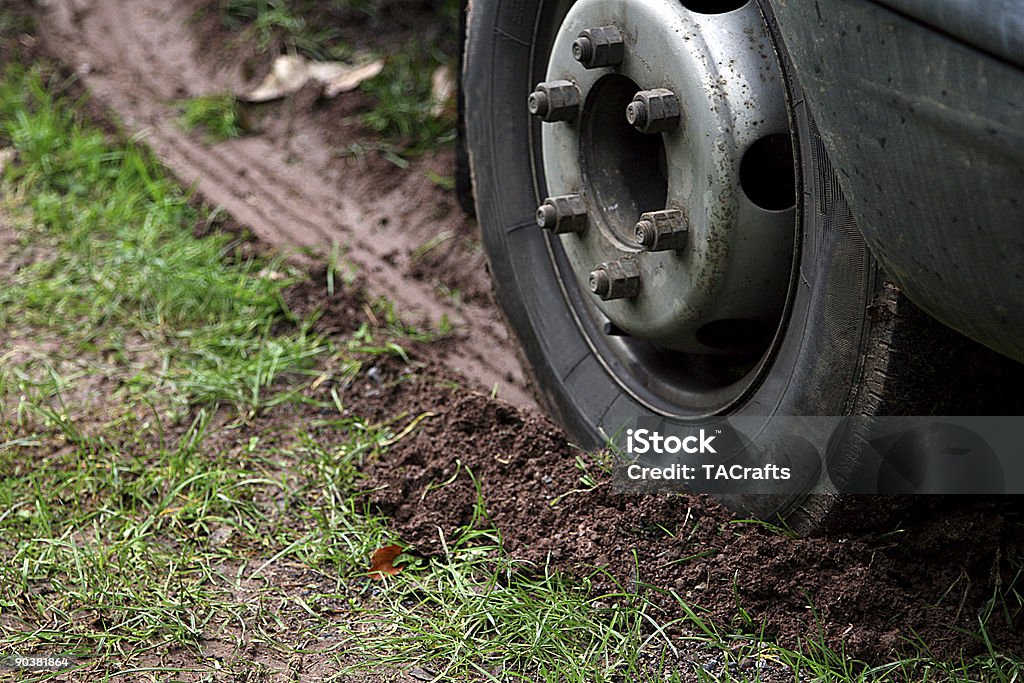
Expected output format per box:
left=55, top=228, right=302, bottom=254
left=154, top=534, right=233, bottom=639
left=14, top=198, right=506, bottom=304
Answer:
left=363, top=393, right=1024, bottom=663
left=281, top=265, right=368, bottom=338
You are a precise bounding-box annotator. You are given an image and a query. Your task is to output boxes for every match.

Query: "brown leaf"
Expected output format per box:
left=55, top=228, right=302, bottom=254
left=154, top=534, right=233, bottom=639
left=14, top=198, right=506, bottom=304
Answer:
left=429, top=64, right=456, bottom=118
left=368, top=544, right=404, bottom=580
left=242, top=54, right=385, bottom=103
left=0, top=147, right=15, bottom=176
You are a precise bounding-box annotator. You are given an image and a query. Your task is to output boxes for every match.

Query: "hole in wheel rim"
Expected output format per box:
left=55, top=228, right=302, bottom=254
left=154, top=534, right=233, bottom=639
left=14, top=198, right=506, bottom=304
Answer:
left=580, top=74, right=669, bottom=246
left=740, top=133, right=796, bottom=211
left=680, top=0, right=750, bottom=14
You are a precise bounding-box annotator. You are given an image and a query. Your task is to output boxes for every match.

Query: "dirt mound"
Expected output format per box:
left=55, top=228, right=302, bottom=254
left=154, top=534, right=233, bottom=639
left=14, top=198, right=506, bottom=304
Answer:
left=363, top=394, right=1024, bottom=663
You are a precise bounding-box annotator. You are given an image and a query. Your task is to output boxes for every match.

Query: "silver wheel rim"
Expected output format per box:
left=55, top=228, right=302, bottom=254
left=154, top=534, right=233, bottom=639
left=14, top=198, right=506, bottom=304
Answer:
left=532, top=0, right=799, bottom=414
left=538, top=0, right=795, bottom=352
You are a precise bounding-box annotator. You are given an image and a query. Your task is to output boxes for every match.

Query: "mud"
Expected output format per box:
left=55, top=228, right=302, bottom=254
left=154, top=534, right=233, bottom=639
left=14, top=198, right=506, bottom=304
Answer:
left=362, top=388, right=1024, bottom=663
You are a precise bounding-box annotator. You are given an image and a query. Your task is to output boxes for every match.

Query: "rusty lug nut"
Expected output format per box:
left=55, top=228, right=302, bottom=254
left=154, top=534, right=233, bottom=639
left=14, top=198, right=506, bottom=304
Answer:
left=528, top=80, right=581, bottom=122
left=572, top=25, right=625, bottom=69
left=626, top=88, right=681, bottom=134
left=634, top=210, right=689, bottom=251
left=588, top=259, right=641, bottom=301
left=536, top=194, right=588, bottom=234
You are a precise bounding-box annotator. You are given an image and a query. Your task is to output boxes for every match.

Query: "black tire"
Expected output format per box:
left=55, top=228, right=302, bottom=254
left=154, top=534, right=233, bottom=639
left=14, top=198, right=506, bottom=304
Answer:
left=454, top=0, right=475, bottom=216
left=464, top=0, right=1024, bottom=525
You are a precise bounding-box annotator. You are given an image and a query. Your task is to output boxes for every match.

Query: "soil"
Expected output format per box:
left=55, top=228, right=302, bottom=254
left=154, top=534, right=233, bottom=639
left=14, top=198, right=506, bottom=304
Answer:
left=363, top=390, right=1024, bottom=662
left=6, top=0, right=1023, bottom=674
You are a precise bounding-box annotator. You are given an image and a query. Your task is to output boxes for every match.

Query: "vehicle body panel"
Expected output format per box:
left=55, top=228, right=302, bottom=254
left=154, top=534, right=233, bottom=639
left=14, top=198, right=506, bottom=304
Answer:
left=877, top=0, right=1024, bottom=69
left=768, top=0, right=1024, bottom=362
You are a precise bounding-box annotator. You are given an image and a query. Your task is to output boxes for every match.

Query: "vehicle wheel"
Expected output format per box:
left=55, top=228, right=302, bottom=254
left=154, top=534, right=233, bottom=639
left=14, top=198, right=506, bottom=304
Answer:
left=464, top=0, right=1022, bottom=524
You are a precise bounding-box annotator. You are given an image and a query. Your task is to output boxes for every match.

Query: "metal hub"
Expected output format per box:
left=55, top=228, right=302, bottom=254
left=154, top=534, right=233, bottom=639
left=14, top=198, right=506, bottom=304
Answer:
left=534, top=0, right=796, bottom=355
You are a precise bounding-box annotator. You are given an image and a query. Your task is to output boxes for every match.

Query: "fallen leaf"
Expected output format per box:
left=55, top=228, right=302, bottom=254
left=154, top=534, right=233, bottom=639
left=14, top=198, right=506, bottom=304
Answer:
left=0, top=147, right=16, bottom=175
left=429, top=64, right=456, bottom=118
left=408, top=667, right=437, bottom=681
left=244, top=54, right=310, bottom=102
left=242, top=54, right=385, bottom=103
left=315, top=60, right=384, bottom=98
left=368, top=544, right=404, bottom=579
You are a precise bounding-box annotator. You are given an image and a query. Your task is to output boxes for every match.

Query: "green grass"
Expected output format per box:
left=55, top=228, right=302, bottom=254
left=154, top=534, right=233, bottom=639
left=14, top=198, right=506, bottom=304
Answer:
left=0, top=408, right=399, bottom=666
left=0, top=68, right=323, bottom=416
left=344, top=534, right=688, bottom=681
left=0, top=67, right=406, bottom=676
left=329, top=530, right=1024, bottom=683
left=221, top=0, right=346, bottom=59
left=178, top=93, right=247, bottom=140
left=360, top=45, right=456, bottom=152
left=219, top=0, right=460, bottom=58
left=0, top=64, right=1021, bottom=682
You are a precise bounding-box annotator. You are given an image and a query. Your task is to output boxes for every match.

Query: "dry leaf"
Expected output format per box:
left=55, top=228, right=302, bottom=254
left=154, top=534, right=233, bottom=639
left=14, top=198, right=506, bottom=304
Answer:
left=429, top=64, right=456, bottom=118
left=368, top=544, right=404, bottom=580
left=0, top=147, right=15, bottom=176
left=242, top=54, right=384, bottom=103
left=244, top=55, right=310, bottom=102
left=315, top=60, right=384, bottom=98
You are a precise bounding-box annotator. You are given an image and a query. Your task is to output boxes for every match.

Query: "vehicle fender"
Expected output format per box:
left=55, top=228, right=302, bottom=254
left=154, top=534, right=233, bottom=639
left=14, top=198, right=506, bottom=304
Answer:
left=767, top=0, right=1024, bottom=363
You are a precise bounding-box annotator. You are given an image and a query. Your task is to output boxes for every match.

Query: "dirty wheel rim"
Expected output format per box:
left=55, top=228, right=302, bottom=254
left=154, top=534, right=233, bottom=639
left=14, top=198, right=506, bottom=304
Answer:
left=531, top=0, right=799, bottom=417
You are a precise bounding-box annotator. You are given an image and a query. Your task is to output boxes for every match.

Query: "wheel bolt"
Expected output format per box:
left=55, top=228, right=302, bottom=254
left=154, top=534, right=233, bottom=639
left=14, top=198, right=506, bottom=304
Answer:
left=588, top=259, right=641, bottom=301
left=528, top=80, right=580, bottom=122
left=571, top=37, right=592, bottom=63
left=626, top=88, right=681, bottom=134
left=536, top=194, right=588, bottom=234
left=625, top=101, right=647, bottom=129
left=634, top=210, right=689, bottom=251
left=572, top=25, right=624, bottom=69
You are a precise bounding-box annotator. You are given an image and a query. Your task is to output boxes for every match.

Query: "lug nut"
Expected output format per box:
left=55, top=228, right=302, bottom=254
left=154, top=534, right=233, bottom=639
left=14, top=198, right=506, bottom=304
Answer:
left=528, top=80, right=581, bottom=122
left=634, top=210, right=689, bottom=251
left=572, top=25, right=625, bottom=69
left=588, top=259, right=641, bottom=301
left=626, top=88, right=681, bottom=134
left=536, top=194, right=588, bottom=234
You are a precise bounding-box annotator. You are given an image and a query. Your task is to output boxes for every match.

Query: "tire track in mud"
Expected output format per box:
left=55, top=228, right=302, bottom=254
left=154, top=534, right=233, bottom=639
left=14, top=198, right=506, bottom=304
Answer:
left=38, top=0, right=533, bottom=406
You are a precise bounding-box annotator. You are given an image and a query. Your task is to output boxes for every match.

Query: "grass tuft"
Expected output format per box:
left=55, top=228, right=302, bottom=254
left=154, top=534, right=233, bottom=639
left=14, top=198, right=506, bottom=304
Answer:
left=179, top=93, right=247, bottom=141
left=359, top=46, right=455, bottom=153
left=221, top=0, right=342, bottom=58
left=340, top=532, right=688, bottom=682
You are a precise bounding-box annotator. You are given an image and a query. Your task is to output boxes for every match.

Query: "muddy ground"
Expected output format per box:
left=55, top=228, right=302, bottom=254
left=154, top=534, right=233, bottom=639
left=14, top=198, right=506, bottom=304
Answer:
left=5, top=0, right=1024, bottom=672
left=35, top=0, right=529, bottom=407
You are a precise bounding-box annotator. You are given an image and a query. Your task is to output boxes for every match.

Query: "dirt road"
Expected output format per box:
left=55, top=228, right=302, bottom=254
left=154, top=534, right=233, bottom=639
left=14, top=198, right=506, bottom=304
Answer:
left=36, top=0, right=532, bottom=406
